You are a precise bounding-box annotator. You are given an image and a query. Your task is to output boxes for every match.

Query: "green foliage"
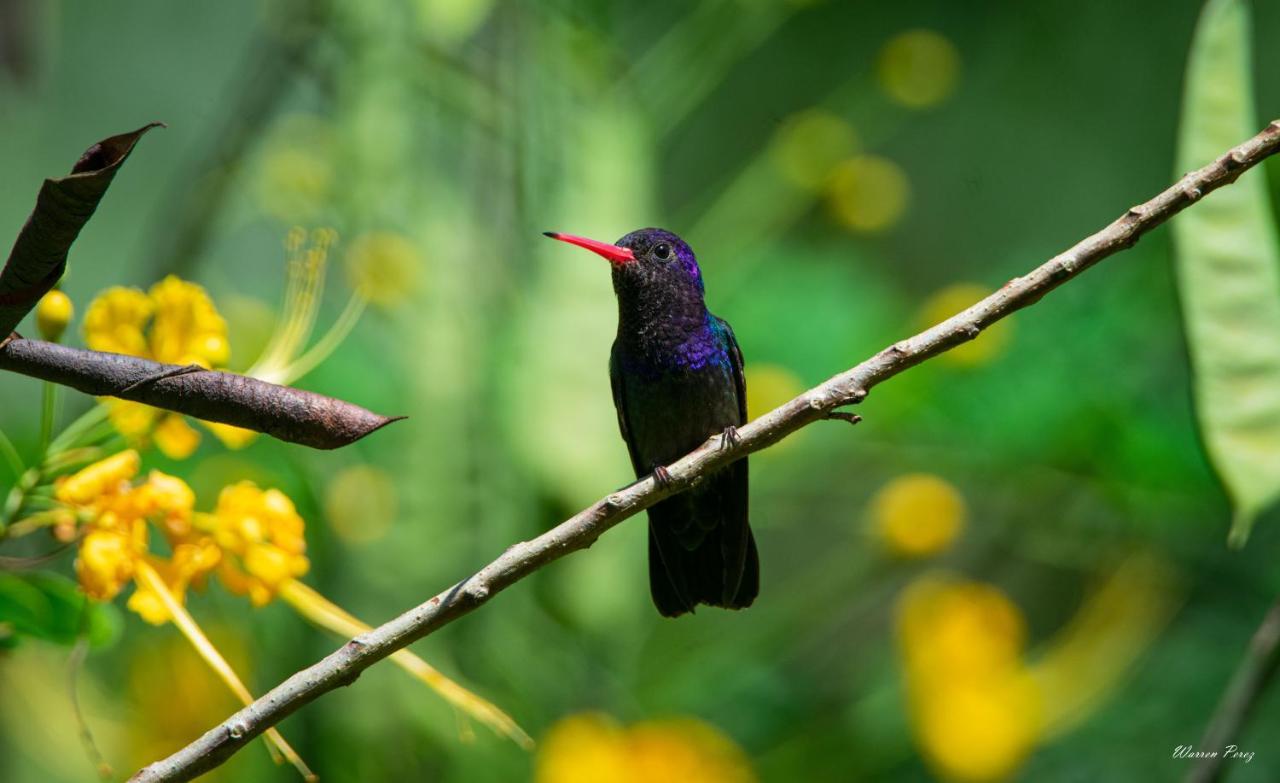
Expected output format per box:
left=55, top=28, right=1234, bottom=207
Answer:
left=0, top=571, right=121, bottom=649
left=1173, top=0, right=1280, bottom=546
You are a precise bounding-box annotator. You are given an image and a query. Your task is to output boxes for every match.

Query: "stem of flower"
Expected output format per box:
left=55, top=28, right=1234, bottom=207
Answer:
left=279, top=579, right=533, bottom=749
left=0, top=425, right=23, bottom=480
left=133, top=562, right=317, bottom=782
left=39, top=381, right=57, bottom=455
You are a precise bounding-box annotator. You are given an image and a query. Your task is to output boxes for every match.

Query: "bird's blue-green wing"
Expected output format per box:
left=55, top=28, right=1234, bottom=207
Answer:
left=608, top=350, right=646, bottom=477
left=715, top=315, right=748, bottom=424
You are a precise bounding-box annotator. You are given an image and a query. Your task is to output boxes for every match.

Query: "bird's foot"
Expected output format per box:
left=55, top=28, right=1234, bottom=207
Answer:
left=651, top=465, right=674, bottom=489
left=719, top=425, right=741, bottom=451
left=824, top=410, right=862, bottom=426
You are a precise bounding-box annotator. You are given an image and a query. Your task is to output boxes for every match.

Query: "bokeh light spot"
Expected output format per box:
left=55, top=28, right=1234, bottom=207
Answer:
left=826, top=155, right=910, bottom=233
left=255, top=115, right=334, bottom=223
left=345, top=231, right=423, bottom=308
left=871, top=473, right=965, bottom=558
left=535, top=713, right=756, bottom=783
left=877, top=29, right=961, bottom=109
left=325, top=465, right=398, bottom=544
left=769, top=108, right=858, bottom=190
left=918, top=283, right=1013, bottom=367
left=745, top=363, right=805, bottom=423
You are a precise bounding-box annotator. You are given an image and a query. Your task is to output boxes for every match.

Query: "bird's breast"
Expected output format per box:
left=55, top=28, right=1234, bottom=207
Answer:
left=615, top=350, right=741, bottom=468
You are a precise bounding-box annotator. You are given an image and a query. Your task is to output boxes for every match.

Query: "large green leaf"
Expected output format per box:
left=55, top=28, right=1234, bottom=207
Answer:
left=0, top=571, right=121, bottom=648
left=1173, top=0, right=1280, bottom=546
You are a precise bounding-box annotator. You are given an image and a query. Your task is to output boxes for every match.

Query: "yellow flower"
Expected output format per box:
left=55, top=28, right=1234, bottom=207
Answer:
left=898, top=576, right=1025, bottom=678
left=82, top=286, right=152, bottom=356
left=870, top=473, right=965, bottom=557
left=896, top=576, right=1040, bottom=783
left=53, top=453, right=311, bottom=775
left=55, top=449, right=141, bottom=506
left=918, top=283, right=1013, bottom=368
left=128, top=540, right=222, bottom=625
left=212, top=482, right=309, bottom=606
left=76, top=528, right=142, bottom=601
left=913, top=669, right=1040, bottom=783
left=35, top=289, right=74, bottom=342
left=536, top=713, right=756, bottom=783
left=83, top=277, right=243, bottom=458
left=57, top=451, right=215, bottom=622
left=146, top=276, right=230, bottom=367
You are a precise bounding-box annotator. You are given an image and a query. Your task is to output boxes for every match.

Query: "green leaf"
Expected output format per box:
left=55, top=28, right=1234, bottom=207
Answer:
left=1172, top=0, right=1280, bottom=546
left=0, top=571, right=122, bottom=648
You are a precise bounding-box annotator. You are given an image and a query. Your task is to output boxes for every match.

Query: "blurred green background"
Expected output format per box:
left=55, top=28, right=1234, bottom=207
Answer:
left=3, top=0, right=1280, bottom=781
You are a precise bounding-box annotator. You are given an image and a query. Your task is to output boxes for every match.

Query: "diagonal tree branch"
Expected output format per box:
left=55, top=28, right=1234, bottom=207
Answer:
left=0, top=124, right=403, bottom=449
left=0, top=338, right=401, bottom=450
left=130, top=120, right=1280, bottom=783
left=1185, top=595, right=1280, bottom=783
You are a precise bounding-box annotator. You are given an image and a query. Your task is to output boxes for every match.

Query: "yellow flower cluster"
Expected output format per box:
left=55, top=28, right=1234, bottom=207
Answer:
left=896, top=576, right=1040, bottom=783
left=83, top=276, right=252, bottom=458
left=535, top=713, right=756, bottom=783
left=56, top=450, right=219, bottom=624
left=53, top=450, right=530, bottom=751
left=213, top=482, right=310, bottom=606
left=56, top=450, right=308, bottom=622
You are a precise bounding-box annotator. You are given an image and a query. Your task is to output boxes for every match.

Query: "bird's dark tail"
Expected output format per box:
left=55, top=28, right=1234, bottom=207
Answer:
left=647, top=460, right=757, bottom=617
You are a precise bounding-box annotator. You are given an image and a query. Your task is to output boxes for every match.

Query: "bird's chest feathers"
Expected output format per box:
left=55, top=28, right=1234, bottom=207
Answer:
left=615, top=315, right=731, bottom=378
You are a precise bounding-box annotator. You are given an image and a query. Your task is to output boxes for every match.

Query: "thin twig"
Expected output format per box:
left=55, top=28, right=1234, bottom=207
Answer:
left=0, top=339, right=403, bottom=450
left=129, top=119, right=1280, bottom=783
left=1184, top=597, right=1280, bottom=783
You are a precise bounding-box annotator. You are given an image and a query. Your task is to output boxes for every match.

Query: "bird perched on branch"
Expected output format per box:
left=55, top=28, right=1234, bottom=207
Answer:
left=545, top=228, right=757, bottom=617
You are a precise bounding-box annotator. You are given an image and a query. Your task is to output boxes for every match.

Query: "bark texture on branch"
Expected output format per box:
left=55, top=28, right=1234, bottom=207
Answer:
left=0, top=338, right=401, bottom=450
left=1185, top=597, right=1280, bottom=783
left=130, top=120, right=1280, bottom=783
left=0, top=123, right=162, bottom=339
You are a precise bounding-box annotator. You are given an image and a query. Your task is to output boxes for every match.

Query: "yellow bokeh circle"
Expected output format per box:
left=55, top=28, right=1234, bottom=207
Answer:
left=769, top=108, right=859, bottom=190
left=345, top=231, right=422, bottom=308
left=826, top=155, right=910, bottom=233
left=324, top=464, right=398, bottom=544
left=918, top=283, right=1013, bottom=367
left=871, top=473, right=965, bottom=558
left=877, top=29, right=961, bottom=109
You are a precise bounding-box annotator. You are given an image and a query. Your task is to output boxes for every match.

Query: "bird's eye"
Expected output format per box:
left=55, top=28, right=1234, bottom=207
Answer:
left=653, top=243, right=672, bottom=260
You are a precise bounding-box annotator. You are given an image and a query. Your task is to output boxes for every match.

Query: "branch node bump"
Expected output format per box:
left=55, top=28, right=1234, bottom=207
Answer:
left=824, top=411, right=862, bottom=426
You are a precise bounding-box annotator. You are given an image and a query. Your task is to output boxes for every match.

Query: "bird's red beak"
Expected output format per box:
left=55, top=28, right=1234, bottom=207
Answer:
left=543, top=231, right=635, bottom=264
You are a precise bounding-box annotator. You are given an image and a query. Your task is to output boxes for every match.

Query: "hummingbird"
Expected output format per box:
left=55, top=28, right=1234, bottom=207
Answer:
left=544, top=228, right=758, bottom=617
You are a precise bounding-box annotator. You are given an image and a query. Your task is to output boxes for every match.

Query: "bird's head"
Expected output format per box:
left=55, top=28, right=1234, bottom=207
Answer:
left=544, top=227, right=704, bottom=299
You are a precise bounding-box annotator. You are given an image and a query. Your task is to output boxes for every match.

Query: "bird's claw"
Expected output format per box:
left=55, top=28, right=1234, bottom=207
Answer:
left=719, top=425, right=741, bottom=450
left=651, top=465, right=674, bottom=489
